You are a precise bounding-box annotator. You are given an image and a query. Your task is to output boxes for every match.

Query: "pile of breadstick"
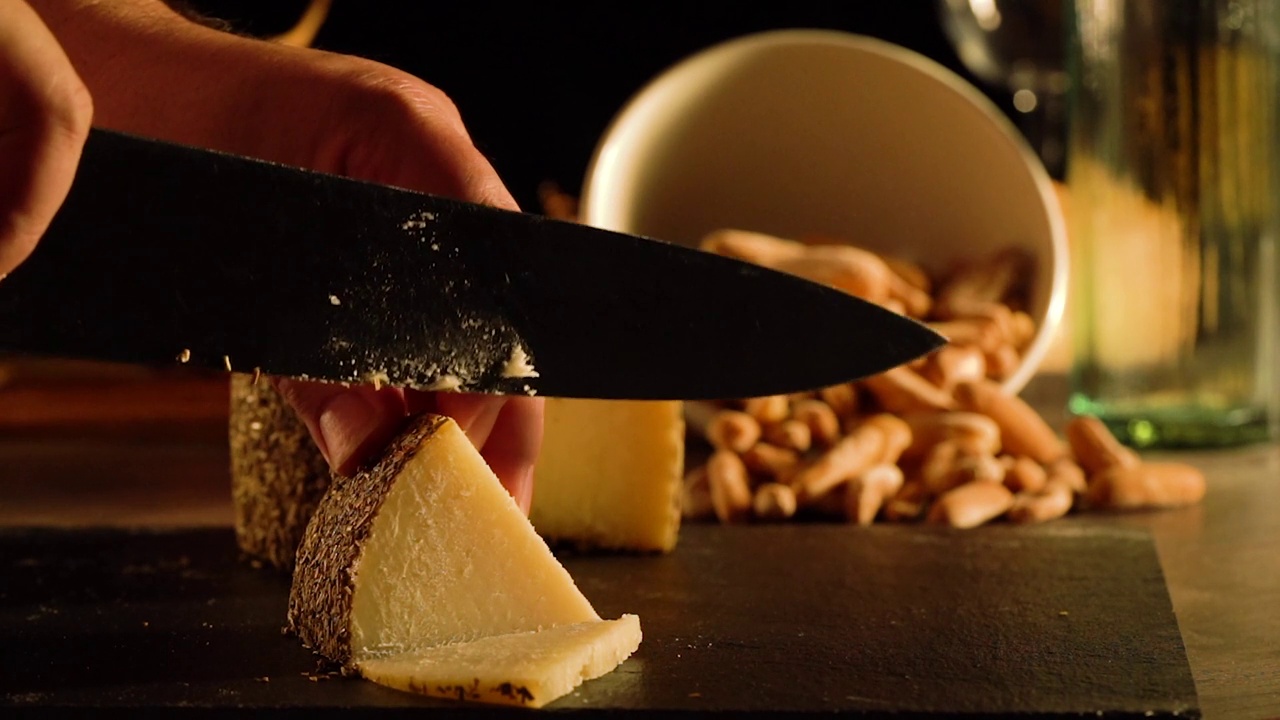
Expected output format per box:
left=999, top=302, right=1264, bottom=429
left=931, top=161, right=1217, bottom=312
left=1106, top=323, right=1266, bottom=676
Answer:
left=682, top=229, right=1206, bottom=528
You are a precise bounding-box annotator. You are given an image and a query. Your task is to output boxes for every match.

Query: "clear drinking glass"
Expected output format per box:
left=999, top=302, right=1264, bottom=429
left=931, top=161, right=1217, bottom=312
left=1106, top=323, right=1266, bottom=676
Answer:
left=1065, top=0, right=1280, bottom=448
left=938, top=0, right=1070, bottom=177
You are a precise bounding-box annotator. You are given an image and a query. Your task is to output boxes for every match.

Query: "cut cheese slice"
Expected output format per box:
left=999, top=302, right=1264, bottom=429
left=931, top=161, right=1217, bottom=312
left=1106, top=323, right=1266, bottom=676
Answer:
left=287, top=413, right=639, bottom=707
left=358, top=615, right=641, bottom=708
left=531, top=399, right=684, bottom=553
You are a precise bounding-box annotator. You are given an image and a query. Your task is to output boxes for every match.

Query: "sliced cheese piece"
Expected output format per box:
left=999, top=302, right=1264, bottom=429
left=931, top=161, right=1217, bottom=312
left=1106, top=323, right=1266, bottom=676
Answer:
left=288, top=413, right=619, bottom=662
left=358, top=615, right=641, bottom=708
left=531, top=399, right=684, bottom=553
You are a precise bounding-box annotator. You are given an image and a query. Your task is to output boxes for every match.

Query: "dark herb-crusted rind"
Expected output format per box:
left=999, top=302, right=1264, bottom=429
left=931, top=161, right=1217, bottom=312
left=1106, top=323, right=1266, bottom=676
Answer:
left=285, top=413, right=451, bottom=667
left=228, top=375, right=331, bottom=571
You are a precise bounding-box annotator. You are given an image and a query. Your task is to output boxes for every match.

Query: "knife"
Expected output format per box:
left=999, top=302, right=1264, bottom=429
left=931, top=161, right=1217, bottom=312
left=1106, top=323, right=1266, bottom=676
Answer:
left=0, top=128, right=944, bottom=400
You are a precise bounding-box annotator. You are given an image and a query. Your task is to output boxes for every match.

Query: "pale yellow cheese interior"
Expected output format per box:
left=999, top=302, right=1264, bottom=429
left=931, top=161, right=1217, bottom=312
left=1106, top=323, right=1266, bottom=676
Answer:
left=531, top=399, right=684, bottom=552
left=350, top=419, right=602, bottom=657
left=358, top=615, right=642, bottom=709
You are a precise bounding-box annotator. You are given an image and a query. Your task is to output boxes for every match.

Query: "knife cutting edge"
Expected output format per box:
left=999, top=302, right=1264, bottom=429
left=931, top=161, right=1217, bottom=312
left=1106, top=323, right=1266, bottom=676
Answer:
left=0, top=128, right=945, bottom=400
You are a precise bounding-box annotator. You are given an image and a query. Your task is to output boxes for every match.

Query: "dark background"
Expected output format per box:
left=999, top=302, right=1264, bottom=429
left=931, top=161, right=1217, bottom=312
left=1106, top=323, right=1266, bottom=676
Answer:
left=185, top=2, right=1015, bottom=212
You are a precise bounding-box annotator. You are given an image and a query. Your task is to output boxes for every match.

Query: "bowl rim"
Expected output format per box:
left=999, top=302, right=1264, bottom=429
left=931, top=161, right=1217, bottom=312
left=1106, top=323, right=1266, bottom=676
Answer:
left=580, top=27, right=1068, bottom=395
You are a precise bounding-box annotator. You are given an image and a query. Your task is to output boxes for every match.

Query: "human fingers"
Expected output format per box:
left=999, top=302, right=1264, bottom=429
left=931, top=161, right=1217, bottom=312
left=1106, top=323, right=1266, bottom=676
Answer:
left=432, top=394, right=543, bottom=514
left=0, top=0, right=92, bottom=277
left=30, top=3, right=527, bottom=477
left=430, top=392, right=508, bottom=449
left=248, top=57, right=525, bottom=473
left=483, top=397, right=543, bottom=515
left=271, top=377, right=409, bottom=476
left=29, top=2, right=514, bottom=213
left=325, top=67, right=519, bottom=211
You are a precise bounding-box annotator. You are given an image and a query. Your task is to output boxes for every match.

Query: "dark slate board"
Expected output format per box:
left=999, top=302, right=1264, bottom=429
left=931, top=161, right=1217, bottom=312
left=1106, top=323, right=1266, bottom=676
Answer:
left=0, top=524, right=1198, bottom=718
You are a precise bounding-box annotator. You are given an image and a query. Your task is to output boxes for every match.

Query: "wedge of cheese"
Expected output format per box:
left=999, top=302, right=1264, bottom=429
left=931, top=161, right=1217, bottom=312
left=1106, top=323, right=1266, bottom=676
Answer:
left=531, top=399, right=684, bottom=553
left=287, top=414, right=640, bottom=707
left=359, top=615, right=641, bottom=708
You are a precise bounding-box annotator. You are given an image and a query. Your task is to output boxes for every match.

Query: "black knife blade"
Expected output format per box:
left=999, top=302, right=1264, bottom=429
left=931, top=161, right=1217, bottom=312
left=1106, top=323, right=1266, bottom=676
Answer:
left=0, top=128, right=944, bottom=400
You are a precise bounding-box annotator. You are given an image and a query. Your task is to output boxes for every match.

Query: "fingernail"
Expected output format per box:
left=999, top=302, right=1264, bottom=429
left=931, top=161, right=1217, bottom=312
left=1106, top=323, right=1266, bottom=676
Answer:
left=515, top=468, right=535, bottom=515
left=317, top=391, right=384, bottom=474
left=452, top=397, right=506, bottom=448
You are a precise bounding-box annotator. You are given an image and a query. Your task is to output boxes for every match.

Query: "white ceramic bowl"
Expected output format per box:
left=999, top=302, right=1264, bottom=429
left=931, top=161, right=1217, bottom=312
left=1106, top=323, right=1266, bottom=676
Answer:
left=580, top=29, right=1067, bottom=394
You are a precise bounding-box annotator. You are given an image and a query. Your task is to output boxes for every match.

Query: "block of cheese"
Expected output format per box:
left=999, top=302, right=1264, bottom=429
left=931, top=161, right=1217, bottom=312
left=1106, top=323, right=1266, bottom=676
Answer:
left=287, top=413, right=639, bottom=707
left=531, top=398, right=684, bottom=553
left=228, top=374, right=330, bottom=570
left=359, top=615, right=641, bottom=708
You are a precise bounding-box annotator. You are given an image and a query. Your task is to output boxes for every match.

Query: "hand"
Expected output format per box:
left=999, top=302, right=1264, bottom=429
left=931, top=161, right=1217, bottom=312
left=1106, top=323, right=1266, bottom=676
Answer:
left=0, top=0, right=92, bottom=278
left=29, top=0, right=542, bottom=509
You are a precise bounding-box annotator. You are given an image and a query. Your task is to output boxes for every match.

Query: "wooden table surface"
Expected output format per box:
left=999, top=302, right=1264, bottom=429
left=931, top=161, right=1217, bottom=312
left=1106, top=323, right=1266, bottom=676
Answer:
left=0, top=373, right=1277, bottom=719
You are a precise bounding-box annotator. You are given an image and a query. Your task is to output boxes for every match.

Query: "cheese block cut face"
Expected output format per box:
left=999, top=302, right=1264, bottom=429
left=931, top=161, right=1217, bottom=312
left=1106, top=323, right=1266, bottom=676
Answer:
left=358, top=615, right=642, bottom=708
left=287, top=414, right=639, bottom=709
left=532, top=399, right=684, bottom=553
